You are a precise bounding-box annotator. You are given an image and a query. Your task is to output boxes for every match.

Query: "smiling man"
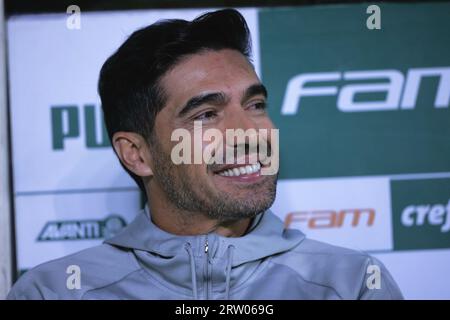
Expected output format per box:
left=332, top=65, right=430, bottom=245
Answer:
left=8, top=9, right=403, bottom=300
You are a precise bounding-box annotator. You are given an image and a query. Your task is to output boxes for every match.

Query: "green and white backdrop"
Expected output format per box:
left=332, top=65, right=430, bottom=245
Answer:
left=7, top=2, right=450, bottom=298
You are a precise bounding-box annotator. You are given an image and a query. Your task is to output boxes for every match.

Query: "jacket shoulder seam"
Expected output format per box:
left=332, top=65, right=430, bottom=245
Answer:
left=80, top=267, right=142, bottom=299
left=79, top=249, right=142, bottom=299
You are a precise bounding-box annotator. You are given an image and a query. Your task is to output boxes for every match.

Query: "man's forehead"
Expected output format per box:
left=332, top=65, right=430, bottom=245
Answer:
left=170, top=48, right=254, bottom=73
left=160, top=49, right=260, bottom=109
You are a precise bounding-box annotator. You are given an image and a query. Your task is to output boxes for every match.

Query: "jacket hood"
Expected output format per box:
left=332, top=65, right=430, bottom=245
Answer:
left=106, top=205, right=305, bottom=265
left=104, top=205, right=306, bottom=299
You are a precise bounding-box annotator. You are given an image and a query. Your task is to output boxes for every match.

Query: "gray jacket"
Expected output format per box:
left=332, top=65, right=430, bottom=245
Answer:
left=7, top=205, right=403, bottom=299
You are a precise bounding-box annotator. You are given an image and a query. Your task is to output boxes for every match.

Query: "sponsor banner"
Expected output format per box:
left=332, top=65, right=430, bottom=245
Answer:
left=15, top=190, right=140, bottom=271
left=259, top=3, right=450, bottom=180
left=391, top=177, right=450, bottom=250
left=7, top=8, right=260, bottom=193
left=373, top=249, right=450, bottom=299
left=271, top=177, right=393, bottom=252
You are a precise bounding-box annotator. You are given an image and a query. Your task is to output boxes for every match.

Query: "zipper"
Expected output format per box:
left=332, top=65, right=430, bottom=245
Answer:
left=204, top=237, right=209, bottom=254
left=204, top=235, right=209, bottom=300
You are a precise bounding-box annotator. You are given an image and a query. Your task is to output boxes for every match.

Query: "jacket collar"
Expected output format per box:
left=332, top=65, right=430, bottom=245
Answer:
left=105, top=204, right=305, bottom=266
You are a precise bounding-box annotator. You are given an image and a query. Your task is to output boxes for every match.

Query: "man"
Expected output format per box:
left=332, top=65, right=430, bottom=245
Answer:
left=8, top=9, right=403, bottom=300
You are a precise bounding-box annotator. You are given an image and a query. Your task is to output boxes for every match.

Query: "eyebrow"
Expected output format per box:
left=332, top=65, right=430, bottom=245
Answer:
left=241, top=83, right=268, bottom=105
left=178, top=92, right=228, bottom=117
left=177, top=83, right=268, bottom=117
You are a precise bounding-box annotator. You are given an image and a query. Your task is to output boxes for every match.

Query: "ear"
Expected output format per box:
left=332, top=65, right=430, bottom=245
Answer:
left=112, top=132, right=153, bottom=177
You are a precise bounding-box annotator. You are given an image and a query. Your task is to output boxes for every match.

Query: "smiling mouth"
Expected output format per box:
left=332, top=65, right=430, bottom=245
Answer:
left=213, top=161, right=262, bottom=177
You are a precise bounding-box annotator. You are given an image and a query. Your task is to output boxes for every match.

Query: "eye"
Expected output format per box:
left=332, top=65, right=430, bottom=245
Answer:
left=194, top=110, right=217, bottom=121
left=248, top=101, right=267, bottom=111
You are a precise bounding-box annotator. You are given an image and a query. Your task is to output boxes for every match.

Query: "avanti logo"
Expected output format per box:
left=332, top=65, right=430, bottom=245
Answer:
left=37, top=215, right=127, bottom=241
left=284, top=208, right=375, bottom=229
left=281, top=67, right=450, bottom=114
left=401, top=199, right=450, bottom=233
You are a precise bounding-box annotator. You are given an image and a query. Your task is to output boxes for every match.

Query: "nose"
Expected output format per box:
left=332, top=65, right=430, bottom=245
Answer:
left=222, top=104, right=260, bottom=161
left=224, top=104, right=257, bottom=133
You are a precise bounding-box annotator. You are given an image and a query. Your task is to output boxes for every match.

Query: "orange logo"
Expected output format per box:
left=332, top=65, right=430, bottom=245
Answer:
left=284, top=209, right=375, bottom=229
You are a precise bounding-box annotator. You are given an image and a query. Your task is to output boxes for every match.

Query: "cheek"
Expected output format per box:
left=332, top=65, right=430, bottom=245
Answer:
left=263, top=117, right=276, bottom=130
left=182, top=163, right=207, bottom=178
left=252, top=114, right=275, bottom=130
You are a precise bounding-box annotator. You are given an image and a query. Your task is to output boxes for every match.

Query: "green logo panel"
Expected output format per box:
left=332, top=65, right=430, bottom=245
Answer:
left=391, top=178, right=450, bottom=250
left=259, top=3, right=450, bottom=179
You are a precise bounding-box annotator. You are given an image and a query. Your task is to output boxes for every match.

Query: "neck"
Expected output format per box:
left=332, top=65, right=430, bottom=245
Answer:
left=146, top=190, right=252, bottom=237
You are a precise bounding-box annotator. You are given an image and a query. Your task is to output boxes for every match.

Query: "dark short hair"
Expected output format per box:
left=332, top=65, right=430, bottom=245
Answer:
left=98, top=8, right=252, bottom=193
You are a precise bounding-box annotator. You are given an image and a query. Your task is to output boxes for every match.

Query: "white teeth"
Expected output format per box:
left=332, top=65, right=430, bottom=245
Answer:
left=217, top=162, right=262, bottom=177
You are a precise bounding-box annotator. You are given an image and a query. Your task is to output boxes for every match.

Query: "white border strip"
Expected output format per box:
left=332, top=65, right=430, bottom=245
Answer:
left=0, top=0, right=12, bottom=299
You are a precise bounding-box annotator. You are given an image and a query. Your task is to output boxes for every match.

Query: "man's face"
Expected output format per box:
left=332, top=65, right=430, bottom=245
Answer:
left=149, top=49, right=277, bottom=222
